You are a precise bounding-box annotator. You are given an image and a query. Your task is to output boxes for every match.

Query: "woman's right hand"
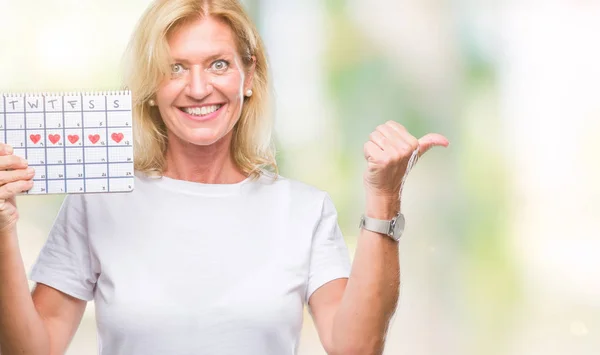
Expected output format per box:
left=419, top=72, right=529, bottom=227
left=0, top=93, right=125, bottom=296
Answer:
left=0, top=144, right=35, bottom=235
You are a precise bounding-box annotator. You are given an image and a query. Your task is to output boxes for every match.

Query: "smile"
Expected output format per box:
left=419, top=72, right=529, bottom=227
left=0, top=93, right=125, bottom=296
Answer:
left=179, top=104, right=225, bottom=121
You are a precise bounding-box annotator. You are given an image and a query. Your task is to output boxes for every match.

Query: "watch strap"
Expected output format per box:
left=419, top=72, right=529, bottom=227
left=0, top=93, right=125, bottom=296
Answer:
left=360, top=216, right=393, bottom=235
left=359, top=213, right=404, bottom=241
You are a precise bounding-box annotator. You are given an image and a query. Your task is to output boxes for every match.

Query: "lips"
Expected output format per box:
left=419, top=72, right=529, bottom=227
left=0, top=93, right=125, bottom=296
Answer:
left=178, top=104, right=225, bottom=122
left=179, top=104, right=224, bottom=117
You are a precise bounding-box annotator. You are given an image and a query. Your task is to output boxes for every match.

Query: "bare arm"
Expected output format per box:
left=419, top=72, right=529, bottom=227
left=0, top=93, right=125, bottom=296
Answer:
left=0, top=143, right=87, bottom=355
left=32, top=284, right=88, bottom=355
left=0, top=228, right=50, bottom=354
left=309, top=122, right=449, bottom=354
left=0, top=229, right=87, bottom=355
left=309, top=197, right=400, bottom=355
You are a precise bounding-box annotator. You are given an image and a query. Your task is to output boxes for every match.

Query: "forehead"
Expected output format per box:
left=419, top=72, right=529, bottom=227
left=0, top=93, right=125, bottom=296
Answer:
left=168, top=16, right=238, bottom=58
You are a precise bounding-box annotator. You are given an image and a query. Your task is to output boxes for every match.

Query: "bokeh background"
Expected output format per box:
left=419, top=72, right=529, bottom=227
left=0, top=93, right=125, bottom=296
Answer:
left=1, top=0, right=599, bottom=354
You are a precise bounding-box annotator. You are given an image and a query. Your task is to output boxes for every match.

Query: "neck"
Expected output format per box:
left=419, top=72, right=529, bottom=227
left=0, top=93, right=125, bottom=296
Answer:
left=163, top=130, right=246, bottom=184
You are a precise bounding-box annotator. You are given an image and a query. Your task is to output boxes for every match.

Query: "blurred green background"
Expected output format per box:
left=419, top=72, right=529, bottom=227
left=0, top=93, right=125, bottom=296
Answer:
left=1, top=0, right=599, bottom=354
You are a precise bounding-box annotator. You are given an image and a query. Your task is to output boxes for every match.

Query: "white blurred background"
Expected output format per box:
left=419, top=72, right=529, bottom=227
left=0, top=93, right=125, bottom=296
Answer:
left=0, top=0, right=598, bottom=354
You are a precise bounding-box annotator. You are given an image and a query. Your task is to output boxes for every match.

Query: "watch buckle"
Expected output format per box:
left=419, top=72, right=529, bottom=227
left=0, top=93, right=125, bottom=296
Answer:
left=387, top=217, right=396, bottom=236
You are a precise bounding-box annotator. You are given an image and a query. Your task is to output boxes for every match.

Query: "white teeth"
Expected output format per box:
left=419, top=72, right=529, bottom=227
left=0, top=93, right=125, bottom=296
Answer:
left=183, top=105, right=221, bottom=116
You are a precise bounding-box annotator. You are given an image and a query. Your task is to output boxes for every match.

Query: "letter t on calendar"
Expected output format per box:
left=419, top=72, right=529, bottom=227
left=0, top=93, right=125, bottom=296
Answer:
left=0, top=91, right=135, bottom=194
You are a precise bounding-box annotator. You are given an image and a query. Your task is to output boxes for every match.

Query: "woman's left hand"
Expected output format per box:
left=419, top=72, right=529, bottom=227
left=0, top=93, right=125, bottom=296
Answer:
left=363, top=121, right=449, bottom=201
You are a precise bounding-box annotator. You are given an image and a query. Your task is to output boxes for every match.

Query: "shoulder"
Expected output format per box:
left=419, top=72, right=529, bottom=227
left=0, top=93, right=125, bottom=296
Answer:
left=251, top=170, right=331, bottom=210
left=257, top=170, right=327, bottom=195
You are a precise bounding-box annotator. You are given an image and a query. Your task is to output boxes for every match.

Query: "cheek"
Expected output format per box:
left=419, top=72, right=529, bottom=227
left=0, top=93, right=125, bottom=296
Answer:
left=213, top=72, right=244, bottom=98
left=156, top=79, right=186, bottom=104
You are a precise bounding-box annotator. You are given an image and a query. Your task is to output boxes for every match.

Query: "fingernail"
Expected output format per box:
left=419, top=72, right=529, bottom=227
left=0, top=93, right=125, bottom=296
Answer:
left=20, top=157, right=28, bottom=166
left=26, top=167, right=35, bottom=175
left=6, top=145, right=13, bottom=154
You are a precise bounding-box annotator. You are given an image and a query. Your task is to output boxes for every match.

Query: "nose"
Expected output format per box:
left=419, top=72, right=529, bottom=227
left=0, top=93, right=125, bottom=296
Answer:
left=187, top=66, right=213, bottom=100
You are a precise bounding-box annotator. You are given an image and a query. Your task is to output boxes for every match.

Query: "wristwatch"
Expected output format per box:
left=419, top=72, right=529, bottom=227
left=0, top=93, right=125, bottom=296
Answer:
left=359, top=212, right=405, bottom=241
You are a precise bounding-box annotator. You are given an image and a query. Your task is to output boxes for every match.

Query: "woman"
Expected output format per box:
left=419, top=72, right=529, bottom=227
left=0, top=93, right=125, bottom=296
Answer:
left=0, top=0, right=448, bottom=354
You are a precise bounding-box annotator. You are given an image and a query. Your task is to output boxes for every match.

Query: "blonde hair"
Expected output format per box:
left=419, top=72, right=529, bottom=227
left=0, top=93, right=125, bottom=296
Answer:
left=122, top=0, right=277, bottom=178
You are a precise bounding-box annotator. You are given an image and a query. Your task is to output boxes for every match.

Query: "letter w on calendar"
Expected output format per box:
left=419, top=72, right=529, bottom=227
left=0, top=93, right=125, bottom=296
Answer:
left=0, top=91, right=135, bottom=195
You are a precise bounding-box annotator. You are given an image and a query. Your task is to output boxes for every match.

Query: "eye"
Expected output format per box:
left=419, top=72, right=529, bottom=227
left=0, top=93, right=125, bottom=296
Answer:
left=171, top=63, right=185, bottom=74
left=211, top=60, right=229, bottom=71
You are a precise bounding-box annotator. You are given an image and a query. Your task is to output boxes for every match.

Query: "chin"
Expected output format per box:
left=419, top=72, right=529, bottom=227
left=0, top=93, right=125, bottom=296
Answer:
left=178, top=127, right=229, bottom=147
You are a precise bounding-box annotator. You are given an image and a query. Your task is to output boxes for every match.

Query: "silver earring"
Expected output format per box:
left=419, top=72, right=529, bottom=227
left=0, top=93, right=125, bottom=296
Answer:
left=245, top=89, right=253, bottom=97
left=148, top=99, right=156, bottom=106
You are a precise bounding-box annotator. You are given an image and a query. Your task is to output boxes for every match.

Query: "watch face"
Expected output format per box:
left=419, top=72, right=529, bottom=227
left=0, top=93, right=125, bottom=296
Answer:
left=392, top=214, right=405, bottom=239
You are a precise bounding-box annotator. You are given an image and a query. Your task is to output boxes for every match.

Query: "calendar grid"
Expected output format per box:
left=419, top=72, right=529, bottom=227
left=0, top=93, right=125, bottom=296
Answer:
left=43, top=95, right=49, bottom=194
left=105, top=96, right=110, bottom=192
left=23, top=96, right=27, bottom=161
left=3, top=109, right=131, bottom=114
left=34, top=145, right=132, bottom=149
left=61, top=95, right=67, bottom=193
left=36, top=175, right=133, bottom=182
left=30, top=160, right=132, bottom=166
left=2, top=96, right=5, bottom=148
left=2, top=126, right=132, bottom=131
left=1, top=92, right=134, bottom=195
left=80, top=94, right=87, bottom=193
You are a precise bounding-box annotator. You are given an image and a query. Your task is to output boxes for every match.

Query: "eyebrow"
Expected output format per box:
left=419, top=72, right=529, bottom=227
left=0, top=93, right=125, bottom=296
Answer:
left=171, top=52, right=235, bottom=65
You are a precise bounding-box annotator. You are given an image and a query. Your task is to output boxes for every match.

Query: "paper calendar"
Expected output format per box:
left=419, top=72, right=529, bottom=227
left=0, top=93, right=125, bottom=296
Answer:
left=0, top=91, right=134, bottom=195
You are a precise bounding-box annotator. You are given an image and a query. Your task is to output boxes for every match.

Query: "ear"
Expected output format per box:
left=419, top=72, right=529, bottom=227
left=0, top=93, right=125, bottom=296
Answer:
left=244, top=56, right=256, bottom=92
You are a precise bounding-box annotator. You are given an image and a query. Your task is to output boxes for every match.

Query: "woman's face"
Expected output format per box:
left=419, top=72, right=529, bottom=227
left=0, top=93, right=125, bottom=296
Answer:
left=155, top=16, right=253, bottom=147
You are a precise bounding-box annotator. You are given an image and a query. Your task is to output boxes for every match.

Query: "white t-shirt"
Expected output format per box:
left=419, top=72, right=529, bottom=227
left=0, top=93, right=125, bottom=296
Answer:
left=29, top=172, right=351, bottom=355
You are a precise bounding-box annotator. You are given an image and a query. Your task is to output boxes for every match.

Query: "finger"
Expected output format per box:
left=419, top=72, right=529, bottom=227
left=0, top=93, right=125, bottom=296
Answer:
left=363, top=141, right=385, bottom=163
left=0, top=144, right=13, bottom=156
left=0, top=167, right=35, bottom=187
left=0, top=179, right=34, bottom=199
left=368, top=130, right=388, bottom=151
left=377, top=123, right=403, bottom=142
left=379, top=123, right=418, bottom=152
left=0, top=155, right=28, bottom=171
left=385, top=120, right=408, bottom=135
left=418, top=133, right=450, bottom=156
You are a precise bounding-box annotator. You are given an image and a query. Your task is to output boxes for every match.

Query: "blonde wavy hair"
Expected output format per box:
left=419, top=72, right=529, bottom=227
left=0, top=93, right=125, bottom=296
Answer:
left=122, top=0, right=277, bottom=178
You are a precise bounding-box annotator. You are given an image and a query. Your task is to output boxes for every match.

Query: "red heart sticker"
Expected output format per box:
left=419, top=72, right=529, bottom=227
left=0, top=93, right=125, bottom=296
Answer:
left=48, top=134, right=61, bottom=144
left=89, top=134, right=100, bottom=144
left=30, top=134, right=41, bottom=144
left=111, top=132, right=124, bottom=143
left=68, top=135, right=79, bottom=144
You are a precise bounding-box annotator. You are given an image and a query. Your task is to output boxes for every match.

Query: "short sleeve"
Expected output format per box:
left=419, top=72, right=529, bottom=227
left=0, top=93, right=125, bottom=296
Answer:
left=29, top=195, right=96, bottom=301
left=306, top=193, right=352, bottom=302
